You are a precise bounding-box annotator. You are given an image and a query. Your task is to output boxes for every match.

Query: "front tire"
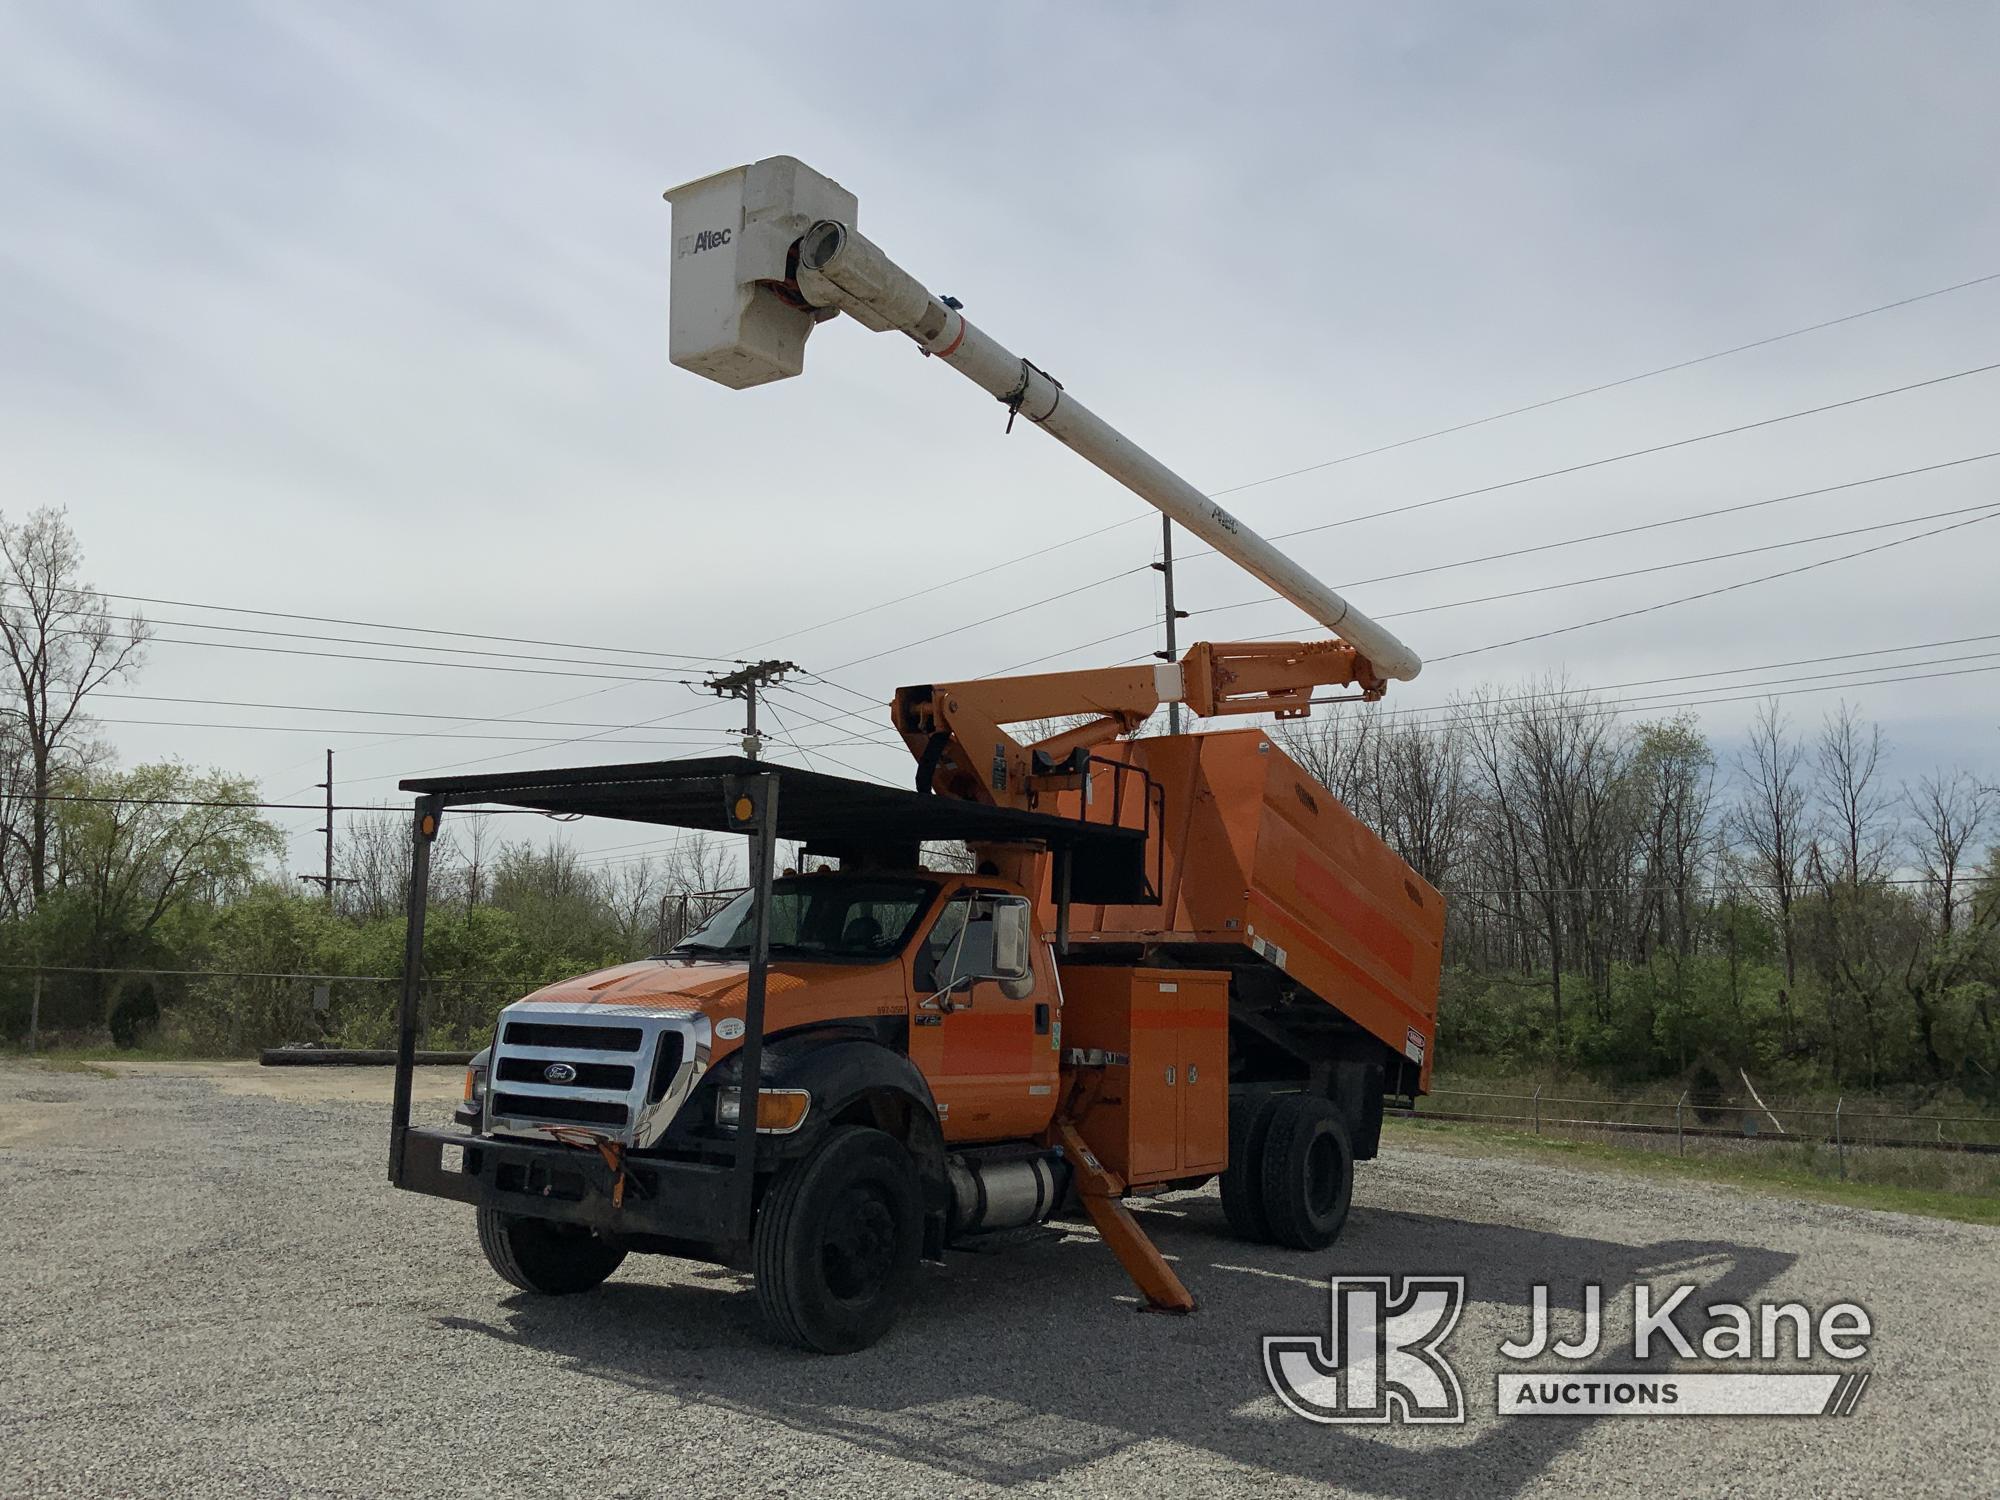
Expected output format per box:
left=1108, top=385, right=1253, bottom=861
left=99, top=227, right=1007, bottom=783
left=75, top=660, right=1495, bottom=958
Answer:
left=754, top=1125, right=922, bottom=1353
left=476, top=1206, right=627, bottom=1295
left=1258, top=1095, right=1355, bottom=1250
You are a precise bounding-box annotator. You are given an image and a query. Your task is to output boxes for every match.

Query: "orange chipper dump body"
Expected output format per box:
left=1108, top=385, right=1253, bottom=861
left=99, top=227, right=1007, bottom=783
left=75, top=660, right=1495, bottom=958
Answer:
left=1054, top=727, right=1444, bottom=1095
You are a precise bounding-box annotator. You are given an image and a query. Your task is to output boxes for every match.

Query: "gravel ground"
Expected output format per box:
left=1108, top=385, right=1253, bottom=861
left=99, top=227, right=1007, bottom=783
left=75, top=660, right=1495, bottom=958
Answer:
left=2, top=1059, right=1993, bottom=1499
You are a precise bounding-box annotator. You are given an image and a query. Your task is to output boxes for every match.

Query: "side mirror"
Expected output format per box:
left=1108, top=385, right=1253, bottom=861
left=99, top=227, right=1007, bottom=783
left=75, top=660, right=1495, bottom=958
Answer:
left=990, top=902, right=1031, bottom=979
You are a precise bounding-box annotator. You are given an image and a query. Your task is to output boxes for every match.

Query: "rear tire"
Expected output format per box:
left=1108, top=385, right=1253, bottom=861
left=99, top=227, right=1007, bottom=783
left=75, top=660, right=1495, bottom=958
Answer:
left=1220, top=1095, right=1278, bottom=1243
left=476, top=1205, right=627, bottom=1295
left=754, top=1125, right=922, bottom=1353
left=1258, top=1095, right=1354, bottom=1250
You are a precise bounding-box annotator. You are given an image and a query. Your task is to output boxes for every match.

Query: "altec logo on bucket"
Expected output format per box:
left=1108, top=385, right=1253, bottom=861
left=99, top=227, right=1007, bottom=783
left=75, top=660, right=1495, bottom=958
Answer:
left=1265, top=1276, right=1873, bottom=1423
left=675, top=227, right=732, bottom=259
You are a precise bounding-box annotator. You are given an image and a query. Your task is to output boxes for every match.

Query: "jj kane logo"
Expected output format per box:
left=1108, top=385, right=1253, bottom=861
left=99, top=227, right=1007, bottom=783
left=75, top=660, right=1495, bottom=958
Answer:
left=1265, top=1276, right=1467, bottom=1424
left=1266, top=1275, right=1873, bottom=1424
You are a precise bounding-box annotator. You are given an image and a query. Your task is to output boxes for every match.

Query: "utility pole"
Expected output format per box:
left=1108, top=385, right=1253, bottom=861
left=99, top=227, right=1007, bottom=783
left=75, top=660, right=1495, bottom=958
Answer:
left=298, top=748, right=359, bottom=903
left=1153, top=516, right=1189, bottom=733
left=705, top=660, right=798, bottom=760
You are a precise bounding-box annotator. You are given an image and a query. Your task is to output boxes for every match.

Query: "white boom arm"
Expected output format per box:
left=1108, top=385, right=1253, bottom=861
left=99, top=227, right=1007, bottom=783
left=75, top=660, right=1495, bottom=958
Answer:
left=663, top=156, right=1422, bottom=684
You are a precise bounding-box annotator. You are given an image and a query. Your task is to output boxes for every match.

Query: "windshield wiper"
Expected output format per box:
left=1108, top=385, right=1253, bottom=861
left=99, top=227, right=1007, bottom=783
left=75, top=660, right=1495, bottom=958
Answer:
left=668, top=939, right=749, bottom=955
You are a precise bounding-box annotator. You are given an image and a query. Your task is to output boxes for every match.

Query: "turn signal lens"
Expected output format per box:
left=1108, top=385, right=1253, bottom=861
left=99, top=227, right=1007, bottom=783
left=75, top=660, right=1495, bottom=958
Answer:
left=717, top=1087, right=811, bottom=1133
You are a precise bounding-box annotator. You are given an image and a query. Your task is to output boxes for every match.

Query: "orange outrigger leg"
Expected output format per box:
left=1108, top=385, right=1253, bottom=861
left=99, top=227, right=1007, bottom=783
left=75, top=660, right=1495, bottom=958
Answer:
left=1049, top=1118, right=1197, bottom=1315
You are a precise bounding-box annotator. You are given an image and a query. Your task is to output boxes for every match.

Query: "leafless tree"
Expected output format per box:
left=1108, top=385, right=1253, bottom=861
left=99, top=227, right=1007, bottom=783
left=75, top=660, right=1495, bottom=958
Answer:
left=1281, top=709, right=1377, bottom=812
left=1802, top=704, right=1901, bottom=1087
left=0, top=508, right=151, bottom=902
left=337, top=812, right=420, bottom=921
left=1811, top=702, right=1897, bottom=887
left=1899, top=769, right=1998, bottom=1078
left=1909, top=769, right=1992, bottom=937
left=1732, top=699, right=1809, bottom=999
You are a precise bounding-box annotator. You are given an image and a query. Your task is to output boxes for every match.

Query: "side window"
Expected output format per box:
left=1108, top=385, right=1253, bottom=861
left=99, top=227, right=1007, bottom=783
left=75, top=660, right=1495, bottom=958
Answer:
left=918, top=898, right=969, bottom=993
left=918, top=894, right=1035, bottom=999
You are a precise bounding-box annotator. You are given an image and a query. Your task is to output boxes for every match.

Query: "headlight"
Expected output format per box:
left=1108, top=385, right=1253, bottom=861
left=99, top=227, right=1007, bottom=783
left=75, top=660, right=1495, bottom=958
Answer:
left=716, top=1087, right=811, bottom=1134
left=461, top=1049, right=490, bottom=1114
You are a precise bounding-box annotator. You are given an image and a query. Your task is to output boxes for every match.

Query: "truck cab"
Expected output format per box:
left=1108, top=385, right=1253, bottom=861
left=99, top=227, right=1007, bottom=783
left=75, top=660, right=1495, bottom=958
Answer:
left=462, top=869, right=1060, bottom=1157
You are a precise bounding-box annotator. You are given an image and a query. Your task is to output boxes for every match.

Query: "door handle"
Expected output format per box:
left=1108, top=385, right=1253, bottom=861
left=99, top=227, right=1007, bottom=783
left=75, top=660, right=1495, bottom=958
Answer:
left=1165, top=1065, right=1176, bottom=1086
left=1033, top=1002, right=1050, bottom=1036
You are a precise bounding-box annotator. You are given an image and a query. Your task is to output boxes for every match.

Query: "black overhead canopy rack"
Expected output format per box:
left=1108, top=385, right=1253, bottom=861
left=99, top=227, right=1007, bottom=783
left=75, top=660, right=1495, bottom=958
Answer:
left=397, top=754, right=1147, bottom=861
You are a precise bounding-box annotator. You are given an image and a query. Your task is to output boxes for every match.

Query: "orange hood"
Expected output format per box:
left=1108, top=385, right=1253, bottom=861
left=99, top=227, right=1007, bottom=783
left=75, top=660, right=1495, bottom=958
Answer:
left=512, top=957, right=906, bottom=1033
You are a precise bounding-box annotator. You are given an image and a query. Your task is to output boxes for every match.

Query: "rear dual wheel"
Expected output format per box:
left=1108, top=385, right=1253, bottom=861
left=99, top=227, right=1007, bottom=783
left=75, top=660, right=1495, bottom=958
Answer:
left=1222, top=1093, right=1354, bottom=1250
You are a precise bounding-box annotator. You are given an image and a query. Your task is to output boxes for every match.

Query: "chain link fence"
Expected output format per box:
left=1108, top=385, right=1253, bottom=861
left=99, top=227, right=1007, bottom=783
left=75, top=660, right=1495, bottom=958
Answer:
left=1394, top=1086, right=2000, bottom=1162
left=1, top=964, right=559, bottom=1055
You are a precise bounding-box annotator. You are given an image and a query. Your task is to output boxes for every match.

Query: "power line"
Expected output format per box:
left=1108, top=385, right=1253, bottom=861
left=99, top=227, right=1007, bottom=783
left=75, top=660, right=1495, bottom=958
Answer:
left=25, top=792, right=563, bottom=815
left=808, top=646, right=2000, bottom=750
left=1301, top=633, right=2000, bottom=724
left=1437, top=507, right=2000, bottom=662
left=95, top=691, right=745, bottom=732
left=1279, top=660, right=2000, bottom=740
left=94, top=629, right=713, bottom=685
left=1200, top=499, right=2000, bottom=634
left=116, top=613, right=722, bottom=673
left=1189, top=360, right=2000, bottom=556
left=1442, top=876, right=1950, bottom=899
left=821, top=566, right=1153, bottom=674
left=88, top=716, right=747, bottom=746
left=787, top=365, right=2000, bottom=684
left=1116, top=451, right=2000, bottom=639
left=730, top=269, right=2000, bottom=654
left=808, top=649, right=2000, bottom=750
left=770, top=682, right=904, bottom=752
left=1206, top=272, right=2000, bottom=502
left=33, top=793, right=412, bottom=813
left=782, top=499, right=2000, bottom=740
left=760, top=700, right=826, bottom=776
left=3, top=579, right=743, bottom=664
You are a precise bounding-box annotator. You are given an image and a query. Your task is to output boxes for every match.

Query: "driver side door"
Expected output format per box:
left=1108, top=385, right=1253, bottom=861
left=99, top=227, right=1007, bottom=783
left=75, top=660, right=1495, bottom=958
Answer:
left=907, top=891, right=1056, bottom=1143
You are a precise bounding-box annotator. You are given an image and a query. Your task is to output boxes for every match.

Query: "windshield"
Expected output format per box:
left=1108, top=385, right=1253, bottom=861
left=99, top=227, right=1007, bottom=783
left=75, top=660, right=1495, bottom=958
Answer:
left=668, top=876, right=937, bottom=961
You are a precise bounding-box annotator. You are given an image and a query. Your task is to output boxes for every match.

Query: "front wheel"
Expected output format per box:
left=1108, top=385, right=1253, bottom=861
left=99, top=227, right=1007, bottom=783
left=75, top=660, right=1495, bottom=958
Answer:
left=754, top=1125, right=922, bottom=1353
left=476, top=1205, right=627, bottom=1295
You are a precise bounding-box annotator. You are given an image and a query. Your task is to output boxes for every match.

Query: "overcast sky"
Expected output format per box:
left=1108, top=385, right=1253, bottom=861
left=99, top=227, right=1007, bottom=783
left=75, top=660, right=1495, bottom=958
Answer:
left=3, top=2, right=1996, bottom=874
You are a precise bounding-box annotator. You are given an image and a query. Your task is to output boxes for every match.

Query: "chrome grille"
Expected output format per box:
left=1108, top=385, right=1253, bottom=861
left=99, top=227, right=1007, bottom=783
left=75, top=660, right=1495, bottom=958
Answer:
left=484, top=1001, right=710, bottom=1148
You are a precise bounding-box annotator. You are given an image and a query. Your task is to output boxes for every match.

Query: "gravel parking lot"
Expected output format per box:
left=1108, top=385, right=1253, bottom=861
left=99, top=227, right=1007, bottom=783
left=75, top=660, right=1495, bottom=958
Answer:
left=3, top=1059, right=1993, bottom=1499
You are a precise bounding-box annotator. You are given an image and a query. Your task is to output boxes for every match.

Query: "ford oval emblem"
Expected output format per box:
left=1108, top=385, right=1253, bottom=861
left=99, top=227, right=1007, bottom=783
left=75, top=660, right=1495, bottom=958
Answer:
left=543, top=1062, right=578, bottom=1084
left=715, top=1018, right=746, bottom=1041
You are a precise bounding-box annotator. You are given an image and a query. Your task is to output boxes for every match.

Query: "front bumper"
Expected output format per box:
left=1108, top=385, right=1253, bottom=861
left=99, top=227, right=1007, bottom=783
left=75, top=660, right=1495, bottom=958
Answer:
left=394, top=1126, right=740, bottom=1244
